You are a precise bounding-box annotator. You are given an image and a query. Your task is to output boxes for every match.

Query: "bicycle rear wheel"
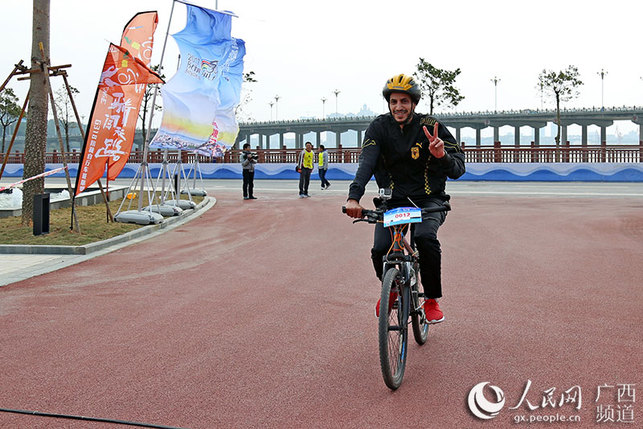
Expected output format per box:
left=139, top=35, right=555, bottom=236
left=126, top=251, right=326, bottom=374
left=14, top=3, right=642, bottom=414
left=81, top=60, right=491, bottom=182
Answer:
left=411, top=267, right=430, bottom=345
left=378, top=268, right=409, bottom=390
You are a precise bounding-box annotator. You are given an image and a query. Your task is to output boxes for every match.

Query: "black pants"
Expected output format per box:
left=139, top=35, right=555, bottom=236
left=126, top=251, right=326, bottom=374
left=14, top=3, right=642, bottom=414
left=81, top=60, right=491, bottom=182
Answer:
left=242, top=169, right=254, bottom=198
left=319, top=168, right=330, bottom=188
left=371, top=199, right=447, bottom=299
left=299, top=168, right=312, bottom=195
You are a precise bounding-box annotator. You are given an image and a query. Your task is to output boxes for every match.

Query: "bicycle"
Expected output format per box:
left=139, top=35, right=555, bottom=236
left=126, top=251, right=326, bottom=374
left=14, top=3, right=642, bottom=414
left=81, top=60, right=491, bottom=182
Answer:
left=343, top=193, right=450, bottom=390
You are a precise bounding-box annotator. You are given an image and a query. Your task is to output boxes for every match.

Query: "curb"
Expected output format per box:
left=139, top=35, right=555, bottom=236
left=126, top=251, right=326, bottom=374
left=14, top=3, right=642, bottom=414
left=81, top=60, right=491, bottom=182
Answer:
left=0, top=197, right=215, bottom=255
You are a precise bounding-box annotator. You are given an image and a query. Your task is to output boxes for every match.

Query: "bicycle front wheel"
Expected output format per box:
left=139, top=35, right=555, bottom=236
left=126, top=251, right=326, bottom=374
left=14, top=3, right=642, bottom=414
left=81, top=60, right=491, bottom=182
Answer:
left=378, top=268, right=409, bottom=390
left=411, top=267, right=430, bottom=345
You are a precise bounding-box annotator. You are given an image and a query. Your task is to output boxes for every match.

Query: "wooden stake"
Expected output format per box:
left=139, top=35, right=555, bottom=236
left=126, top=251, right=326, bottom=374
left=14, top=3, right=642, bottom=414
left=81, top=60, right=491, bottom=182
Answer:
left=39, top=43, right=81, bottom=233
left=0, top=60, right=26, bottom=93
left=0, top=93, right=28, bottom=180
left=59, top=70, right=113, bottom=222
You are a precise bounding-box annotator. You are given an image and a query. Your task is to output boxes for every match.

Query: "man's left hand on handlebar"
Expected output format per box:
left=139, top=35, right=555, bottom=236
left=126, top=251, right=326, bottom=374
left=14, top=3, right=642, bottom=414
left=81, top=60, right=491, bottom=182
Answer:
left=344, top=199, right=363, bottom=219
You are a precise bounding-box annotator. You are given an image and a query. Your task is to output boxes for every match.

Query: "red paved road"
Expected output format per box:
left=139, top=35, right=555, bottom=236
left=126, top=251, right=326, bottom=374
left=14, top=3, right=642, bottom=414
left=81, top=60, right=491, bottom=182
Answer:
left=1, top=187, right=642, bottom=428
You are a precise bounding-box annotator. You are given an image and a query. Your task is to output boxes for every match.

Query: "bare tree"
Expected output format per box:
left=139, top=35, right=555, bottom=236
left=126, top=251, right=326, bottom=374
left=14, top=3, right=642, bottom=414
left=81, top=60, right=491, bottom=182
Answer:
left=138, top=64, right=165, bottom=149
left=54, top=84, right=79, bottom=152
left=235, top=71, right=257, bottom=122
left=537, top=65, right=583, bottom=146
left=22, top=0, right=50, bottom=225
left=413, top=58, right=464, bottom=115
left=0, top=87, right=22, bottom=153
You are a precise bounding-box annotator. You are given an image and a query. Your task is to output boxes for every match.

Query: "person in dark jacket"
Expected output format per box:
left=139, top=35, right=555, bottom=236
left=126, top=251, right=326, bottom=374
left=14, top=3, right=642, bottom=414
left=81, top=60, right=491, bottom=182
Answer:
left=241, top=143, right=257, bottom=200
left=344, top=73, right=465, bottom=323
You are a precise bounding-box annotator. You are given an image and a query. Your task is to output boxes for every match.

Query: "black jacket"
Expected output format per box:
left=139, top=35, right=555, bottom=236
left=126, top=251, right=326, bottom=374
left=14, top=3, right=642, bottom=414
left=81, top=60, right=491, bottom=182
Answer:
left=348, top=113, right=465, bottom=204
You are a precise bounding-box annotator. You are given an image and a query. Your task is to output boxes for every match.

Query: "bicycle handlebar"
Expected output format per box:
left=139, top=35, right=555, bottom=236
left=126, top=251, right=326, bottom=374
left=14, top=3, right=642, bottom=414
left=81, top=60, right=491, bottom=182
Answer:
left=342, top=202, right=451, bottom=224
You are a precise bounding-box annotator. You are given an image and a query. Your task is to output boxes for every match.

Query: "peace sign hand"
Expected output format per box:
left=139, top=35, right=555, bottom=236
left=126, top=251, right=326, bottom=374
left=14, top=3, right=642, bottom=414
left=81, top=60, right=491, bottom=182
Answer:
left=423, top=122, right=445, bottom=159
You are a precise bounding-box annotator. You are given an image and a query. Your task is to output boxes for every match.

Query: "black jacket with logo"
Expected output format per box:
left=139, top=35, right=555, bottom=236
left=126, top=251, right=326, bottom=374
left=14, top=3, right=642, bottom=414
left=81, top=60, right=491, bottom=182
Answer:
left=348, top=112, right=465, bottom=204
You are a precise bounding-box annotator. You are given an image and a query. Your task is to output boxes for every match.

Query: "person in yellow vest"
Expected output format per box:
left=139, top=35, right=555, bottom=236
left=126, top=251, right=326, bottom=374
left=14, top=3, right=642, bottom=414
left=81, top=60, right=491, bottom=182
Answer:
left=318, top=144, right=331, bottom=190
left=298, top=141, right=315, bottom=198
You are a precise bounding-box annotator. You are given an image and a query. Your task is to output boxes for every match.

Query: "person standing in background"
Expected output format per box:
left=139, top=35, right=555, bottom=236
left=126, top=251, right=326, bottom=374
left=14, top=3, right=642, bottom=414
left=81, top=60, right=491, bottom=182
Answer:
left=298, top=141, right=314, bottom=198
left=318, top=144, right=331, bottom=190
left=241, top=143, right=257, bottom=200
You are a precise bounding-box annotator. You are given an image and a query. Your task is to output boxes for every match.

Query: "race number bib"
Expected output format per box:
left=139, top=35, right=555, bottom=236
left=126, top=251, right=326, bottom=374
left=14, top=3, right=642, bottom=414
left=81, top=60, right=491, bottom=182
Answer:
left=383, top=207, right=422, bottom=227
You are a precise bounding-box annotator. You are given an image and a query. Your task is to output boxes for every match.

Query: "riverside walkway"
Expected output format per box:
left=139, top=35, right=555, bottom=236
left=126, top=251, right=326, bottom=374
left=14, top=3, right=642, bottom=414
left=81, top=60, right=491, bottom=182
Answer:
left=0, top=180, right=641, bottom=428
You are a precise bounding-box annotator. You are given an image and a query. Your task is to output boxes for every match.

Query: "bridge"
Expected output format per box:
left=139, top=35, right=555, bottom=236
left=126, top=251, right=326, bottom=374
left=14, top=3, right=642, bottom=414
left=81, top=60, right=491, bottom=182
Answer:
left=237, top=106, right=643, bottom=149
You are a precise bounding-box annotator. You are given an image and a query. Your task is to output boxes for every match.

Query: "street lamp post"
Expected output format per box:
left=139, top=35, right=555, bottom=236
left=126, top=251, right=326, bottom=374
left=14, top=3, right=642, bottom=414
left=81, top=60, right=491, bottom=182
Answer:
left=269, top=101, right=274, bottom=121
left=321, top=97, right=327, bottom=119
left=274, top=95, right=280, bottom=120
left=597, top=69, right=608, bottom=111
left=333, top=89, right=340, bottom=114
left=490, top=76, right=501, bottom=113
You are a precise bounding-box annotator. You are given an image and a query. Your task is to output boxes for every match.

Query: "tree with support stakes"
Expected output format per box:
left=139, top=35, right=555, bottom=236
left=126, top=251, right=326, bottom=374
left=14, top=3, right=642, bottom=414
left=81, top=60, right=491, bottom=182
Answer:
left=22, top=0, right=50, bottom=226
left=537, top=65, right=584, bottom=147
left=413, top=58, right=464, bottom=115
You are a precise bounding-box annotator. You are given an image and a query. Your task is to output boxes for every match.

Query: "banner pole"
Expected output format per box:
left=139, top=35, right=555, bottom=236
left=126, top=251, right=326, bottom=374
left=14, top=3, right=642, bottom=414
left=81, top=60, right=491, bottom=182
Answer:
left=143, top=0, right=176, bottom=145
left=137, top=0, right=177, bottom=212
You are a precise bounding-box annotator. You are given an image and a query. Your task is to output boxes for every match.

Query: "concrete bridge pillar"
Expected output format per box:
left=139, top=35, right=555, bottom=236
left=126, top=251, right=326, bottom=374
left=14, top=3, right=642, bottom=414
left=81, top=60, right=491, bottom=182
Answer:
left=514, top=126, right=520, bottom=146
left=336, top=131, right=341, bottom=148
left=455, top=127, right=461, bottom=144
left=561, top=126, right=567, bottom=145
left=601, top=126, right=607, bottom=144
left=476, top=128, right=481, bottom=147
left=533, top=127, right=540, bottom=146
left=358, top=130, right=363, bottom=146
left=581, top=125, right=588, bottom=146
left=316, top=131, right=321, bottom=146
left=493, top=127, right=499, bottom=143
left=279, top=133, right=284, bottom=148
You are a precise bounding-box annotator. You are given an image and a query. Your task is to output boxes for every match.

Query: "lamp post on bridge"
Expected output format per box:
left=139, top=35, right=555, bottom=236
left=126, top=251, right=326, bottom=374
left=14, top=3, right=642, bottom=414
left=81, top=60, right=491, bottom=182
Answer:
left=490, top=76, right=501, bottom=113
left=269, top=101, right=274, bottom=121
left=321, top=97, right=327, bottom=119
left=333, top=89, right=340, bottom=115
left=274, top=95, right=280, bottom=120
left=597, top=68, right=608, bottom=111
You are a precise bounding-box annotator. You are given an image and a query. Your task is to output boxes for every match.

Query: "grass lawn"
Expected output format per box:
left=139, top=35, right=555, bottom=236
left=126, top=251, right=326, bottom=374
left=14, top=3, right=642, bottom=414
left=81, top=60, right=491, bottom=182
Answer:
left=0, top=196, right=203, bottom=246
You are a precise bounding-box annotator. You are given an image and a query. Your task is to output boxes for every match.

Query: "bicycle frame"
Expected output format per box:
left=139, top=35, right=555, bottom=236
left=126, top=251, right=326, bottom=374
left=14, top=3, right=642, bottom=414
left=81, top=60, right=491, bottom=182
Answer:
left=382, top=223, right=422, bottom=317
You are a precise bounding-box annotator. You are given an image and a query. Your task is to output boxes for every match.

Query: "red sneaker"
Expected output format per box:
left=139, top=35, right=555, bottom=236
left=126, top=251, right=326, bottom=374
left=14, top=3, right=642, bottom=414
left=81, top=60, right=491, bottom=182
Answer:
left=424, top=299, right=445, bottom=324
left=375, top=291, right=399, bottom=317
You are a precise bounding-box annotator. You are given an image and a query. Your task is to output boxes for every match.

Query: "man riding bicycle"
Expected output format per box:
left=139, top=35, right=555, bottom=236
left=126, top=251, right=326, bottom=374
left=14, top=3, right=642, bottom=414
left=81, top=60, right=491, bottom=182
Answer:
left=344, top=73, right=465, bottom=323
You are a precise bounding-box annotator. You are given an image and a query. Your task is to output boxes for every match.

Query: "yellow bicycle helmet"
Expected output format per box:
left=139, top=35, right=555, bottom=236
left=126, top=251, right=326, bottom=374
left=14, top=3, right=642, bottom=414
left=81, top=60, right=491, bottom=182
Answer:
left=382, top=74, right=422, bottom=103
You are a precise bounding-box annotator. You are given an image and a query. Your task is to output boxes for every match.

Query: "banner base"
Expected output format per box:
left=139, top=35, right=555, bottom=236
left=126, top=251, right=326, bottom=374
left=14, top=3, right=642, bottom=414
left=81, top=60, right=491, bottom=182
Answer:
left=114, top=210, right=164, bottom=225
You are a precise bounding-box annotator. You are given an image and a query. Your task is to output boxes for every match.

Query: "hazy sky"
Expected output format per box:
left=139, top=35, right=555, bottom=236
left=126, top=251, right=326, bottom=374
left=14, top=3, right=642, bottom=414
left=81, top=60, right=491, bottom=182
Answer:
left=2, top=0, right=642, bottom=128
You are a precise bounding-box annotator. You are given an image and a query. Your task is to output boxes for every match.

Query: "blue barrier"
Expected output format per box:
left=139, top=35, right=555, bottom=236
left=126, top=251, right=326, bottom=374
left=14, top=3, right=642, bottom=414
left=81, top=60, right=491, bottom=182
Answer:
left=2, top=162, right=642, bottom=182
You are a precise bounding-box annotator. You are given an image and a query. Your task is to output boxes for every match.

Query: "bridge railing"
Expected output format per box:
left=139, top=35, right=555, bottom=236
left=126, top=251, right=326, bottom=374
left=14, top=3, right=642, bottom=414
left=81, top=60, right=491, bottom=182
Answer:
left=2, top=144, right=641, bottom=166
left=463, top=143, right=643, bottom=164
